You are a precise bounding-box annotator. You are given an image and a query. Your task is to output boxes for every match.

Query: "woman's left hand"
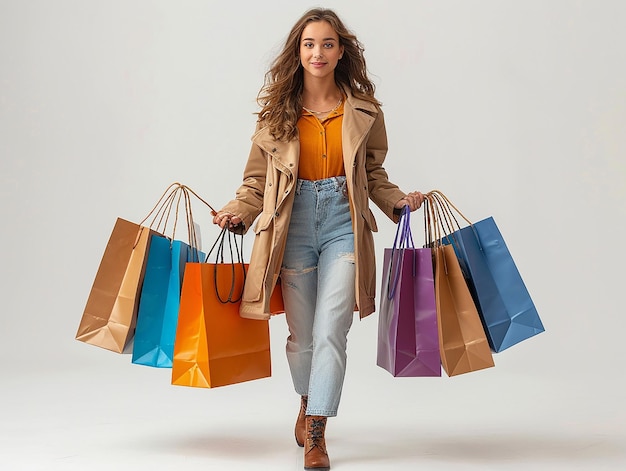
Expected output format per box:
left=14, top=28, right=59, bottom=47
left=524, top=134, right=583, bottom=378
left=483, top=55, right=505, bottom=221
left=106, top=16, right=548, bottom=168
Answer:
left=394, top=191, right=425, bottom=211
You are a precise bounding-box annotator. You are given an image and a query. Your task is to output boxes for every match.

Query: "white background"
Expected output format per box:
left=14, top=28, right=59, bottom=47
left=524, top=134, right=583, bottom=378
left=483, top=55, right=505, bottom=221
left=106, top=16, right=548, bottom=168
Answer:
left=1, top=1, right=625, bottom=469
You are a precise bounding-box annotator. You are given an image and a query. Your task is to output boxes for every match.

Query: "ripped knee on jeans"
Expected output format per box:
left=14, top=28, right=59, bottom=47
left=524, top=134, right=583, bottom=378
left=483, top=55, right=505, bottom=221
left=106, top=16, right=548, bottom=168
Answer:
left=337, top=252, right=355, bottom=263
left=281, top=266, right=317, bottom=288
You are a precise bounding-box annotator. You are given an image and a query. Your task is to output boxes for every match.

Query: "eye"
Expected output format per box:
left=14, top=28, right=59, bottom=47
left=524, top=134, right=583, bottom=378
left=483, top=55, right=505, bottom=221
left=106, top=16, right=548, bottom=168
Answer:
left=323, top=42, right=334, bottom=49
left=303, top=41, right=314, bottom=48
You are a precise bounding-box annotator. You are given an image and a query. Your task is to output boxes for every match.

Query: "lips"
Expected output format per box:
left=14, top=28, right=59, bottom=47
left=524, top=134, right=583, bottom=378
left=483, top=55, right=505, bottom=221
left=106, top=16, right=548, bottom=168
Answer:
left=311, top=62, right=326, bottom=67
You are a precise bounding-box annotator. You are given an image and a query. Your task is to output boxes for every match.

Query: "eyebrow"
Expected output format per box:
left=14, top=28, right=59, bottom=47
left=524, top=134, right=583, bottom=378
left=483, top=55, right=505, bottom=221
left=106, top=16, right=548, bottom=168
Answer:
left=301, top=37, right=338, bottom=42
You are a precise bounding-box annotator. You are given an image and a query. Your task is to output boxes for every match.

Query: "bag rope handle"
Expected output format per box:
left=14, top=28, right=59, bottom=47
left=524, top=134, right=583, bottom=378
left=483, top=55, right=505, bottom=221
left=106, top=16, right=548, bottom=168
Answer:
left=131, top=182, right=218, bottom=254
left=426, top=190, right=483, bottom=253
left=386, top=205, right=416, bottom=300
left=204, top=226, right=247, bottom=304
left=424, top=193, right=452, bottom=275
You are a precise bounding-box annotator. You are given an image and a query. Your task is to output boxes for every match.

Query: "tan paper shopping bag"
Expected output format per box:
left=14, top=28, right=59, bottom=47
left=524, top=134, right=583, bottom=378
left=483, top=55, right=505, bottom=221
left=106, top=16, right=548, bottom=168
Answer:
left=425, top=194, right=495, bottom=376
left=76, top=218, right=159, bottom=353
left=433, top=243, right=495, bottom=376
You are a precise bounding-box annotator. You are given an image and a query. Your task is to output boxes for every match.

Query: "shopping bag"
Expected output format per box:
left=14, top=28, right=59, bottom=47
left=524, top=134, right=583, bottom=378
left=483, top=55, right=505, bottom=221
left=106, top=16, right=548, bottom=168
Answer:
left=132, top=237, right=205, bottom=367
left=76, top=183, right=217, bottom=354
left=377, top=206, right=440, bottom=377
left=132, top=185, right=210, bottom=367
left=432, top=191, right=544, bottom=352
left=171, top=228, right=272, bottom=388
left=426, top=195, right=495, bottom=376
left=76, top=217, right=160, bottom=353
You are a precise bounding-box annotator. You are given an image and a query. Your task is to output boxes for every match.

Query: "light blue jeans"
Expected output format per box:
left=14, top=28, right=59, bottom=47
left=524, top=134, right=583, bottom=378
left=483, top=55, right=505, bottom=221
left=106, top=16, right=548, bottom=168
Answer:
left=280, top=176, right=356, bottom=417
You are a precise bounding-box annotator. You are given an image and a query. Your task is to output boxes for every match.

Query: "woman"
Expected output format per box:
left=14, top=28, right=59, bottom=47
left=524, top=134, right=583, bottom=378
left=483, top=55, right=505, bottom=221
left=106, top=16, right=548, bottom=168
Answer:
left=213, top=8, right=424, bottom=470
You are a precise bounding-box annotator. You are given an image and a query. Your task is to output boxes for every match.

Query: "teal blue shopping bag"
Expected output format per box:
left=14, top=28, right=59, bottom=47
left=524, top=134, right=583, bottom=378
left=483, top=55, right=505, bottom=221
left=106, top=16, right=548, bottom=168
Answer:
left=132, top=235, right=204, bottom=367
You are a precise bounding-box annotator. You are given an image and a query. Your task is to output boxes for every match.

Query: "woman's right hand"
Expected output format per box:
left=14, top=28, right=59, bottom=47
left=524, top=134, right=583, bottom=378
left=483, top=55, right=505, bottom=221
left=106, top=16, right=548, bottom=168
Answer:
left=213, top=211, right=243, bottom=230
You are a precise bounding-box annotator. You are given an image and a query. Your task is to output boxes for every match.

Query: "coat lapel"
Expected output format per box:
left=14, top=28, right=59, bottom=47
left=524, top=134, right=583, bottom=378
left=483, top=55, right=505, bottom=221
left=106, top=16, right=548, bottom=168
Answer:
left=342, top=95, right=377, bottom=171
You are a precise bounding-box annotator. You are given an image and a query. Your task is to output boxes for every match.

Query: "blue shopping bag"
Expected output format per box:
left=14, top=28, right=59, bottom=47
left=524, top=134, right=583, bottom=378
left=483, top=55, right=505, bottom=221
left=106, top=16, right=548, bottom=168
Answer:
left=132, top=235, right=204, bottom=367
left=441, top=215, right=544, bottom=353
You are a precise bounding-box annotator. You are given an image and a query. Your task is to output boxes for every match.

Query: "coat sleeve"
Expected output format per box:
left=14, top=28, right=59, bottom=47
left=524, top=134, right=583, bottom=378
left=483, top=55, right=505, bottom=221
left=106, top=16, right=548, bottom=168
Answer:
left=365, top=108, right=407, bottom=223
left=219, top=141, right=267, bottom=233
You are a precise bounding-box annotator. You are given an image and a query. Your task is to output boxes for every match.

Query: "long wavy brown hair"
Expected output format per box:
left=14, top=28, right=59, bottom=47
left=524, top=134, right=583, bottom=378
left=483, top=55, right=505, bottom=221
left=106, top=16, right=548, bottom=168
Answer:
left=256, top=8, right=380, bottom=142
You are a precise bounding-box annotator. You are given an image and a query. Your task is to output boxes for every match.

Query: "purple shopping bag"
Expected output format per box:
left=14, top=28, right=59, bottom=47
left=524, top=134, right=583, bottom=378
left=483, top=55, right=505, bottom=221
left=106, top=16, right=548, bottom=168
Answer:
left=377, top=207, right=441, bottom=377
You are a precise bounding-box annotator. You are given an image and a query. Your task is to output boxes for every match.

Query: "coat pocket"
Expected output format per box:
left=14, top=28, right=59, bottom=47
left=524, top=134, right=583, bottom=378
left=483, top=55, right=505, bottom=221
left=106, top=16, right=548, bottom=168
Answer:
left=253, top=212, right=274, bottom=234
left=361, top=208, right=378, bottom=232
left=244, top=213, right=275, bottom=303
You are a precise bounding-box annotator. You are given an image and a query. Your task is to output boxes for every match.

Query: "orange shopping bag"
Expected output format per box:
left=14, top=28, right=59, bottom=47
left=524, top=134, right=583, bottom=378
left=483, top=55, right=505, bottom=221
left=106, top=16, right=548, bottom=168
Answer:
left=171, top=228, right=273, bottom=388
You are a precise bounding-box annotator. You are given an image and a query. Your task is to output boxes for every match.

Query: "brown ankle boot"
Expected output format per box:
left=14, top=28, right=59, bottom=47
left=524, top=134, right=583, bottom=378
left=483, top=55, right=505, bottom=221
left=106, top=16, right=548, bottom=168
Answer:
left=295, top=396, right=307, bottom=447
left=304, top=415, right=330, bottom=470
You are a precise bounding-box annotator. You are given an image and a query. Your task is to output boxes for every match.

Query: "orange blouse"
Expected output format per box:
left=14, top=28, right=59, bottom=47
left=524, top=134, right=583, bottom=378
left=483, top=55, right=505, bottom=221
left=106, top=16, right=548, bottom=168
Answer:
left=296, top=101, right=345, bottom=181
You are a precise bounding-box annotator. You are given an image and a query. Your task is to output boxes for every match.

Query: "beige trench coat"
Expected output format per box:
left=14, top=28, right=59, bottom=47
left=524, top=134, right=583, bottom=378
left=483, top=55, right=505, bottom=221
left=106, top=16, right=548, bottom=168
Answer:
left=221, top=89, right=407, bottom=321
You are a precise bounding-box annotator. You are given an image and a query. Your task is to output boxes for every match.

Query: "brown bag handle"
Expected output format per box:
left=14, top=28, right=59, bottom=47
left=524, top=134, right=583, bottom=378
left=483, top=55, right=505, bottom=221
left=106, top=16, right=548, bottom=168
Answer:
left=426, top=190, right=484, bottom=253
left=132, top=182, right=218, bottom=256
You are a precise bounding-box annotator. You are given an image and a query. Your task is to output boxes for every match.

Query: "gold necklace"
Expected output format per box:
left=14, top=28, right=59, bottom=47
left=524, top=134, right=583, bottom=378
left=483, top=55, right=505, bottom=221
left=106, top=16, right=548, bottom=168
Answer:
left=302, top=97, right=343, bottom=115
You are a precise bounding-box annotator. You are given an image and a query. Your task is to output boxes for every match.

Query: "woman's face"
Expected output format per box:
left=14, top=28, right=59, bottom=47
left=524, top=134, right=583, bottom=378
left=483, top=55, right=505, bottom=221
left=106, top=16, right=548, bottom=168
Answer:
left=299, top=20, right=344, bottom=80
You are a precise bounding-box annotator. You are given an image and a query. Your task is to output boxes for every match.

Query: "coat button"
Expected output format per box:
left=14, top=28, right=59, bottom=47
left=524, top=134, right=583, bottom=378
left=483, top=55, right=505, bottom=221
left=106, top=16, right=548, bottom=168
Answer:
left=275, top=211, right=280, bottom=217
left=271, top=148, right=277, bottom=152
left=289, top=163, right=294, bottom=167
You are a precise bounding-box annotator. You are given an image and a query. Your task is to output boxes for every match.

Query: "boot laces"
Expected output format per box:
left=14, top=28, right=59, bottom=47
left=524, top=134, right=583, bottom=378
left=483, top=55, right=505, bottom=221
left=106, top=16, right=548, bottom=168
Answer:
left=307, top=418, right=326, bottom=449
